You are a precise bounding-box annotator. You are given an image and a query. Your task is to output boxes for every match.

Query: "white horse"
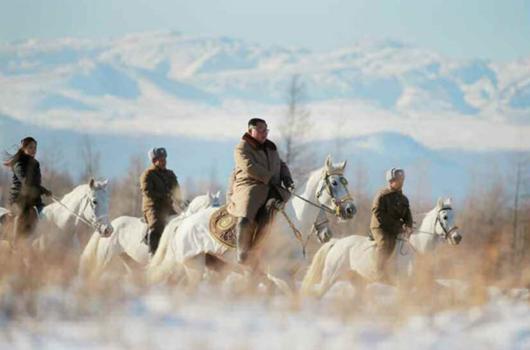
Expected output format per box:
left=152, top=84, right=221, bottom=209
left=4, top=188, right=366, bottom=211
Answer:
left=147, top=156, right=357, bottom=293
left=0, top=179, right=112, bottom=253
left=301, top=198, right=462, bottom=298
left=79, top=191, right=221, bottom=280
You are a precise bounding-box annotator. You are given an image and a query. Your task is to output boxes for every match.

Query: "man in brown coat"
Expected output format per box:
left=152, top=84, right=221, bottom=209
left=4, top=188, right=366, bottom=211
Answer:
left=227, top=118, right=294, bottom=263
left=140, top=147, right=180, bottom=255
left=370, top=168, right=413, bottom=282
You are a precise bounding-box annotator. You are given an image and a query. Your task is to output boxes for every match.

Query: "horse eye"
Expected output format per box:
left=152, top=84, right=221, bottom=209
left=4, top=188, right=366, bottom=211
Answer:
left=93, top=200, right=98, bottom=205
left=443, top=215, right=448, bottom=220
left=340, top=178, right=348, bottom=185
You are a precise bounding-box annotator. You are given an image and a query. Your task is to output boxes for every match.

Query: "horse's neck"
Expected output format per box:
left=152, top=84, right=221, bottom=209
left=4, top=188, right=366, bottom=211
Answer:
left=42, top=186, right=87, bottom=232
left=284, top=172, right=321, bottom=235
left=409, top=209, right=439, bottom=254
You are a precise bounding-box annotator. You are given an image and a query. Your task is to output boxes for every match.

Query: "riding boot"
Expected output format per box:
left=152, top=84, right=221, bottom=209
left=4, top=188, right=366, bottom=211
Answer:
left=236, top=217, right=253, bottom=264
left=147, top=225, right=164, bottom=256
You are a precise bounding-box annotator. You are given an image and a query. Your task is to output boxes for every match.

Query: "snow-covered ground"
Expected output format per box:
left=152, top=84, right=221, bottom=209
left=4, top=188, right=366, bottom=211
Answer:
left=1, top=282, right=529, bottom=349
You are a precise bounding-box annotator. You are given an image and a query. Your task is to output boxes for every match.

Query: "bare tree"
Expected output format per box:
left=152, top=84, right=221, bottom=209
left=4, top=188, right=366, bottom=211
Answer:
left=40, top=141, right=74, bottom=199
left=511, top=155, right=530, bottom=269
left=79, top=135, right=101, bottom=182
left=280, top=75, right=314, bottom=182
left=0, top=166, right=10, bottom=207
left=109, top=153, right=145, bottom=218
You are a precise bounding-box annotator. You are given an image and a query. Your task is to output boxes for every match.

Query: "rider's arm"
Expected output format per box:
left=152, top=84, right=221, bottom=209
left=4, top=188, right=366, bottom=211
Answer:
left=403, top=197, right=413, bottom=228
left=141, top=172, right=167, bottom=201
left=13, top=159, right=33, bottom=196
left=234, top=144, right=273, bottom=184
left=279, top=160, right=293, bottom=184
left=371, top=192, right=387, bottom=227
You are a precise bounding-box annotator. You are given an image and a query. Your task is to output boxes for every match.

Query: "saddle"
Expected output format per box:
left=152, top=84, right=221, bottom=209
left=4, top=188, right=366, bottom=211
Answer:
left=208, top=200, right=279, bottom=249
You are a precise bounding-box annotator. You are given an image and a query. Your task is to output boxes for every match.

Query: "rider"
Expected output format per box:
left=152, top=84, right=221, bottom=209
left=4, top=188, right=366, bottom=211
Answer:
left=140, top=147, right=180, bottom=255
left=3, top=137, right=52, bottom=241
left=370, top=168, right=413, bottom=283
left=227, top=118, right=295, bottom=264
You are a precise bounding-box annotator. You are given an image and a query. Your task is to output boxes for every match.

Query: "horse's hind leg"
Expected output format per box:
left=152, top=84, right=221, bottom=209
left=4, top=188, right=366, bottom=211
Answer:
left=315, top=255, right=348, bottom=298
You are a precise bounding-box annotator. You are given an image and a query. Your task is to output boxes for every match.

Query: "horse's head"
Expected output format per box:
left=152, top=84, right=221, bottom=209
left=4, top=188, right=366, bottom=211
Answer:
left=86, top=179, right=113, bottom=237
left=315, top=155, right=357, bottom=221
left=434, top=197, right=462, bottom=245
left=208, top=190, right=222, bottom=208
left=185, top=191, right=221, bottom=216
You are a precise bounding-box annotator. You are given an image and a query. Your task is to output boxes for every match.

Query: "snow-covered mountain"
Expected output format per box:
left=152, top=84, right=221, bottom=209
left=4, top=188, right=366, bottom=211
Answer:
left=0, top=113, right=519, bottom=200
left=0, top=31, right=529, bottom=150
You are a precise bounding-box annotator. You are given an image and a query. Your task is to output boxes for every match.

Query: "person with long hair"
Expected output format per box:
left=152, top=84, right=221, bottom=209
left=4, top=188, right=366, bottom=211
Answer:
left=3, top=137, right=52, bottom=241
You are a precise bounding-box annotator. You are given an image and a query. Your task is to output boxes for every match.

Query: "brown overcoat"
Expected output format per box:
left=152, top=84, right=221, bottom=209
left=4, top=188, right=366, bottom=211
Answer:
left=140, top=165, right=180, bottom=214
left=227, top=133, right=291, bottom=220
left=370, top=187, right=413, bottom=237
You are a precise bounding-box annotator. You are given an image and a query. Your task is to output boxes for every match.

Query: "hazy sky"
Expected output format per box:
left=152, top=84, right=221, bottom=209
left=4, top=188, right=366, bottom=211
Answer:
left=1, top=0, right=529, bottom=61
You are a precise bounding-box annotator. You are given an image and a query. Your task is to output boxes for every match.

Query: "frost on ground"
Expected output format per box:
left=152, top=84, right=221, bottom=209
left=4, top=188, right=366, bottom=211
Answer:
left=1, top=281, right=529, bottom=350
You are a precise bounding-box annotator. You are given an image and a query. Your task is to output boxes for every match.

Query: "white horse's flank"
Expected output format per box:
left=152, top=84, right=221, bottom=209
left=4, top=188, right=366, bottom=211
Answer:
left=79, top=191, right=221, bottom=279
left=0, top=179, right=112, bottom=253
left=147, top=156, right=357, bottom=292
left=301, top=198, right=462, bottom=297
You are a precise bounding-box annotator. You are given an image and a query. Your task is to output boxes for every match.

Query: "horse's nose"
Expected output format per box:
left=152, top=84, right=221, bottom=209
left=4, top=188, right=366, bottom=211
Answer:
left=102, top=225, right=114, bottom=237
left=345, top=204, right=357, bottom=218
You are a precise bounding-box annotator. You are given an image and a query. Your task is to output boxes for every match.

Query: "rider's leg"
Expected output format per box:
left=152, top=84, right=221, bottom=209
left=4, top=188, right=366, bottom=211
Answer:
left=13, top=203, right=37, bottom=245
left=235, top=217, right=253, bottom=264
left=145, top=210, right=165, bottom=256
left=372, top=228, right=396, bottom=284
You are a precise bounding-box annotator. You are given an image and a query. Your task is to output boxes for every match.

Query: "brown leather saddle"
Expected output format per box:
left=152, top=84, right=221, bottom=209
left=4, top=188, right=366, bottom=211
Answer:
left=208, top=201, right=278, bottom=249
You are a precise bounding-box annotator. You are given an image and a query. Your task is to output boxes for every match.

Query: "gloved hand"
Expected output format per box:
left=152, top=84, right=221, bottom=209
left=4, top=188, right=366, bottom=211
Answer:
left=42, top=187, right=52, bottom=197
left=283, top=178, right=295, bottom=192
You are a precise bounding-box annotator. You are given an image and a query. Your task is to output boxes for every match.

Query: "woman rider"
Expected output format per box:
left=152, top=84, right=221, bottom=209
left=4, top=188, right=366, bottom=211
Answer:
left=3, top=137, right=52, bottom=241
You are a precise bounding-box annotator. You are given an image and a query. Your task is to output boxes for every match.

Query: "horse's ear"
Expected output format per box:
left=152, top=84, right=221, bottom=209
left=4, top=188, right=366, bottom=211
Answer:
left=325, top=155, right=332, bottom=171
left=444, top=197, right=452, bottom=207
left=101, top=179, right=109, bottom=188
left=215, top=190, right=221, bottom=198
left=436, top=197, right=444, bottom=208
left=89, top=178, right=95, bottom=189
left=339, top=160, right=347, bottom=171
left=207, top=191, right=212, bottom=198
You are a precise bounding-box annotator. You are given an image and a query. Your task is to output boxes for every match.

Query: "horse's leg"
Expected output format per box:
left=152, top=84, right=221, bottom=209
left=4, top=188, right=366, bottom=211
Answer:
left=314, top=252, right=349, bottom=298
left=183, top=254, right=206, bottom=290
left=204, top=253, right=229, bottom=285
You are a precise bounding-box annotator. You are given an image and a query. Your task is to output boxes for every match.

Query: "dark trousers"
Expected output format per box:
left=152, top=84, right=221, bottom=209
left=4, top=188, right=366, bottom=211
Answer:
left=371, top=227, right=397, bottom=281
left=144, top=208, right=171, bottom=255
left=11, top=203, right=38, bottom=243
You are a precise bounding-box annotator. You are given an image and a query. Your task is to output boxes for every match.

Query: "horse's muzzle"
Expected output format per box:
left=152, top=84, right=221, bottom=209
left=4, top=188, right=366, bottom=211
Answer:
left=100, top=224, right=114, bottom=238
left=450, top=231, right=462, bottom=245
left=343, top=203, right=357, bottom=219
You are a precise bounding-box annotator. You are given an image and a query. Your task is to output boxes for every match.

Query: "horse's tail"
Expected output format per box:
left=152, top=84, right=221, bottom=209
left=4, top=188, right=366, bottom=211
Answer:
left=301, top=239, right=337, bottom=295
left=79, top=231, right=102, bottom=280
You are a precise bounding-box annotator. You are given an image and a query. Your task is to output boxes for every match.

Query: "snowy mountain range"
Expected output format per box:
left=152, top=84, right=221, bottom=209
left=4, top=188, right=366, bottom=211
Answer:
left=0, top=31, right=528, bottom=199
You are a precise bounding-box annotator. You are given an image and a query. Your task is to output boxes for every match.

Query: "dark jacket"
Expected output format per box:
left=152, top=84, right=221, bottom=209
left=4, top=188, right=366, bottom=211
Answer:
left=140, top=165, right=180, bottom=214
left=9, top=153, right=48, bottom=211
left=370, top=187, right=413, bottom=237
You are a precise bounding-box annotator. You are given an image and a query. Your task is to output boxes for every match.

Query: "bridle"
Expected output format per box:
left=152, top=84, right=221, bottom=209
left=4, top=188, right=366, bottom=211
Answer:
left=314, top=170, right=353, bottom=216
left=278, top=169, right=354, bottom=257
left=398, top=206, right=459, bottom=255
left=51, top=193, right=109, bottom=233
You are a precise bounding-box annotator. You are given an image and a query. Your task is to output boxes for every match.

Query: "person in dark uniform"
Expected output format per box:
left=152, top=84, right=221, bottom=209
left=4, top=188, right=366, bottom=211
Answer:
left=3, top=137, right=52, bottom=241
left=370, top=168, right=413, bottom=282
left=140, top=147, right=180, bottom=255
